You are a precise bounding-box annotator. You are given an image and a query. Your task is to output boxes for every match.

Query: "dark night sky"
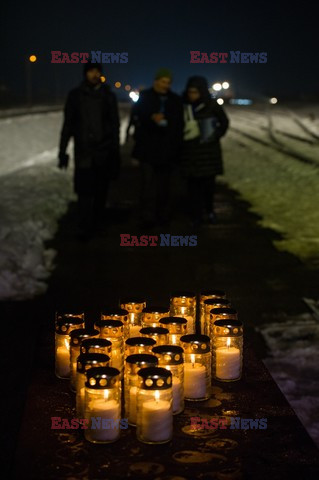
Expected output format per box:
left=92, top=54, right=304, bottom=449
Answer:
left=1, top=0, right=318, bottom=101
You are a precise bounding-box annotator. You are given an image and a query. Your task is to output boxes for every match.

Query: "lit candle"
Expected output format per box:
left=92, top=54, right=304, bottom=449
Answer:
left=184, top=354, right=206, bottom=399
left=128, top=386, right=138, bottom=424
left=87, top=390, right=121, bottom=442
left=129, top=325, right=141, bottom=338
left=56, top=339, right=70, bottom=377
left=141, top=391, right=172, bottom=442
left=216, top=338, right=240, bottom=380
left=172, top=377, right=182, bottom=413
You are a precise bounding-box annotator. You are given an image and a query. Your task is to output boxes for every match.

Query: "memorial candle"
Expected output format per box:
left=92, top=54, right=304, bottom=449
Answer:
left=84, top=367, right=121, bottom=444
left=180, top=334, right=211, bottom=401
left=136, top=367, right=173, bottom=444
left=184, top=354, right=206, bottom=400
left=212, top=319, right=243, bottom=382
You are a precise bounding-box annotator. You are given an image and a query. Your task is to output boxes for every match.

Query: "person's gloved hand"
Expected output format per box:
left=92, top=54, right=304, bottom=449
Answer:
left=58, top=152, right=69, bottom=170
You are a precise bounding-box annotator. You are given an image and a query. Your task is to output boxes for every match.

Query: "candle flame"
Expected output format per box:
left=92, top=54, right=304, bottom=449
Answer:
left=154, top=390, right=160, bottom=402
left=190, top=354, right=195, bottom=366
left=226, top=338, right=231, bottom=348
left=103, top=389, right=109, bottom=400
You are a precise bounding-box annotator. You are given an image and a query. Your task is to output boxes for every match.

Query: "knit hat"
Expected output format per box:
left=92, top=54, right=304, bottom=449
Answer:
left=184, top=76, right=211, bottom=102
left=154, top=68, right=173, bottom=81
left=83, top=60, right=103, bottom=75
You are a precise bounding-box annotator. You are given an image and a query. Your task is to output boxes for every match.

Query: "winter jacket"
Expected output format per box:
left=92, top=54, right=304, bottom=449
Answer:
left=59, top=81, right=120, bottom=172
left=181, top=99, right=229, bottom=177
left=132, top=88, right=184, bottom=167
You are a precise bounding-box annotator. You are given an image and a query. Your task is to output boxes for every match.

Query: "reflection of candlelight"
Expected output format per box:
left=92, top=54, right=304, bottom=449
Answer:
left=104, top=389, right=109, bottom=401
left=191, top=354, right=195, bottom=367
left=227, top=337, right=231, bottom=348
left=155, top=390, right=160, bottom=404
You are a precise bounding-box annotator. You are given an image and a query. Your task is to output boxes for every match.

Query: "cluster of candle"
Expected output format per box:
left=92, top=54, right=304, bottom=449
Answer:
left=55, top=291, right=243, bottom=444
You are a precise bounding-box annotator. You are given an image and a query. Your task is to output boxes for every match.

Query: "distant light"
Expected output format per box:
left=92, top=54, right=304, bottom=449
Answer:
left=115, top=81, right=121, bottom=88
left=230, top=99, right=253, bottom=106
left=217, top=98, right=224, bottom=105
left=213, top=83, right=222, bottom=91
left=269, top=97, right=278, bottom=104
left=100, top=75, right=106, bottom=83
left=125, top=84, right=131, bottom=91
left=29, top=55, right=37, bottom=63
left=222, top=81, right=230, bottom=89
left=129, top=91, right=139, bottom=102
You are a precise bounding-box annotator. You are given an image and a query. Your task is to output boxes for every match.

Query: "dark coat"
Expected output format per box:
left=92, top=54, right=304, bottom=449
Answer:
left=59, top=81, right=120, bottom=173
left=132, top=88, right=184, bottom=168
left=181, top=99, right=229, bottom=177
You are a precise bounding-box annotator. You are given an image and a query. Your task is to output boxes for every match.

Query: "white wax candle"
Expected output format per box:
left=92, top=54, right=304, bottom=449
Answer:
left=56, top=345, right=70, bottom=377
left=216, top=345, right=240, bottom=380
left=129, top=325, right=141, bottom=338
left=141, top=398, right=172, bottom=442
left=172, top=376, right=183, bottom=413
left=128, top=386, right=137, bottom=425
left=111, top=349, right=123, bottom=373
left=87, top=399, right=121, bottom=442
left=184, top=362, right=206, bottom=399
left=76, top=387, right=85, bottom=418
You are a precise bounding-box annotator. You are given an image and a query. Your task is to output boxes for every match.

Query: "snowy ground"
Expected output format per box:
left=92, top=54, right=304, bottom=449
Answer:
left=257, top=313, right=319, bottom=447
left=222, top=104, right=319, bottom=266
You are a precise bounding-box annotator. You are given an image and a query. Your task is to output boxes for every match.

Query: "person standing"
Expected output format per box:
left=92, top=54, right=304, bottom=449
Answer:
left=132, top=69, right=184, bottom=227
left=181, top=76, right=229, bottom=227
left=58, top=61, right=120, bottom=239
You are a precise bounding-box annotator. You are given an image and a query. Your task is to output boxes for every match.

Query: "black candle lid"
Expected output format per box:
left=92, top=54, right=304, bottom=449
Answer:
left=138, top=366, right=172, bottom=390
left=95, top=319, right=123, bottom=329
left=77, top=353, right=110, bottom=373
left=101, top=308, right=128, bottom=317
left=80, top=338, right=112, bottom=354
left=126, top=354, right=158, bottom=366
left=170, top=291, right=196, bottom=298
left=180, top=334, right=210, bottom=354
left=70, top=328, right=99, bottom=347
left=142, top=306, right=170, bottom=314
left=200, top=289, right=226, bottom=298
left=159, top=317, right=187, bottom=325
left=214, top=319, right=243, bottom=336
left=125, top=337, right=156, bottom=347
left=140, top=327, right=169, bottom=335
left=210, top=308, right=238, bottom=316
left=85, top=366, right=120, bottom=388
left=152, top=345, right=184, bottom=364
left=204, top=298, right=231, bottom=307
left=55, top=316, right=84, bottom=334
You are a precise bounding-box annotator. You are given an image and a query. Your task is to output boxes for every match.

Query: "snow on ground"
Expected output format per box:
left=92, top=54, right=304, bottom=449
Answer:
left=223, top=105, right=319, bottom=266
left=257, top=314, right=319, bottom=447
left=0, top=111, right=75, bottom=300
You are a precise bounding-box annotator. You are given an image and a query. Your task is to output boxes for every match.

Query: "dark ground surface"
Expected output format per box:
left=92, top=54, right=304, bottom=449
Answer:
left=2, top=139, right=319, bottom=478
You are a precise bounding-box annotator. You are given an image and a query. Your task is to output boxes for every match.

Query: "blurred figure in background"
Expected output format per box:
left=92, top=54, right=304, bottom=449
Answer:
left=58, top=61, right=120, bottom=240
left=181, top=76, right=229, bottom=228
left=132, top=68, right=183, bottom=227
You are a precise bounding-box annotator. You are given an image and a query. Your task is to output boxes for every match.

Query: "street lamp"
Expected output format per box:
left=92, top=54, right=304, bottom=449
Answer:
left=26, top=54, right=37, bottom=107
left=212, top=83, right=222, bottom=91
left=269, top=97, right=278, bottom=104
left=222, top=81, right=230, bottom=89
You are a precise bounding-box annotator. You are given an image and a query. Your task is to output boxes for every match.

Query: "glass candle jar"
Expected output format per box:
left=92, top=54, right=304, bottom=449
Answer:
left=80, top=338, right=112, bottom=357
left=203, top=299, right=232, bottom=337
left=212, top=320, right=243, bottom=382
left=76, top=353, right=110, bottom=418
left=70, top=328, right=100, bottom=391
left=209, top=308, right=238, bottom=342
left=55, top=315, right=85, bottom=379
left=94, top=319, right=124, bottom=378
left=159, top=317, right=187, bottom=345
left=139, top=327, right=169, bottom=345
left=120, top=298, right=146, bottom=338
left=199, top=290, right=226, bottom=333
left=170, top=292, right=196, bottom=334
left=125, top=354, right=158, bottom=426
left=101, top=308, right=129, bottom=339
left=125, top=337, right=156, bottom=358
left=136, top=367, right=173, bottom=444
left=141, top=306, right=170, bottom=328
left=180, top=334, right=211, bottom=401
left=84, top=366, right=121, bottom=444
left=152, top=345, right=184, bottom=415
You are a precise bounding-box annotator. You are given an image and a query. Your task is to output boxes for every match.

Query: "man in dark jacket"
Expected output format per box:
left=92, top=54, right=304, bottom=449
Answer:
left=58, top=61, right=120, bottom=239
left=133, top=68, right=183, bottom=227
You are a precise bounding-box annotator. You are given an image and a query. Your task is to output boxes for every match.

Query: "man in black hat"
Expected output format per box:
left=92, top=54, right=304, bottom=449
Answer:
left=58, top=61, right=120, bottom=239
left=132, top=68, right=183, bottom=227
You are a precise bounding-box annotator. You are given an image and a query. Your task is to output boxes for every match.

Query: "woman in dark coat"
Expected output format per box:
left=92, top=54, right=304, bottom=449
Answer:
left=181, top=76, right=229, bottom=227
